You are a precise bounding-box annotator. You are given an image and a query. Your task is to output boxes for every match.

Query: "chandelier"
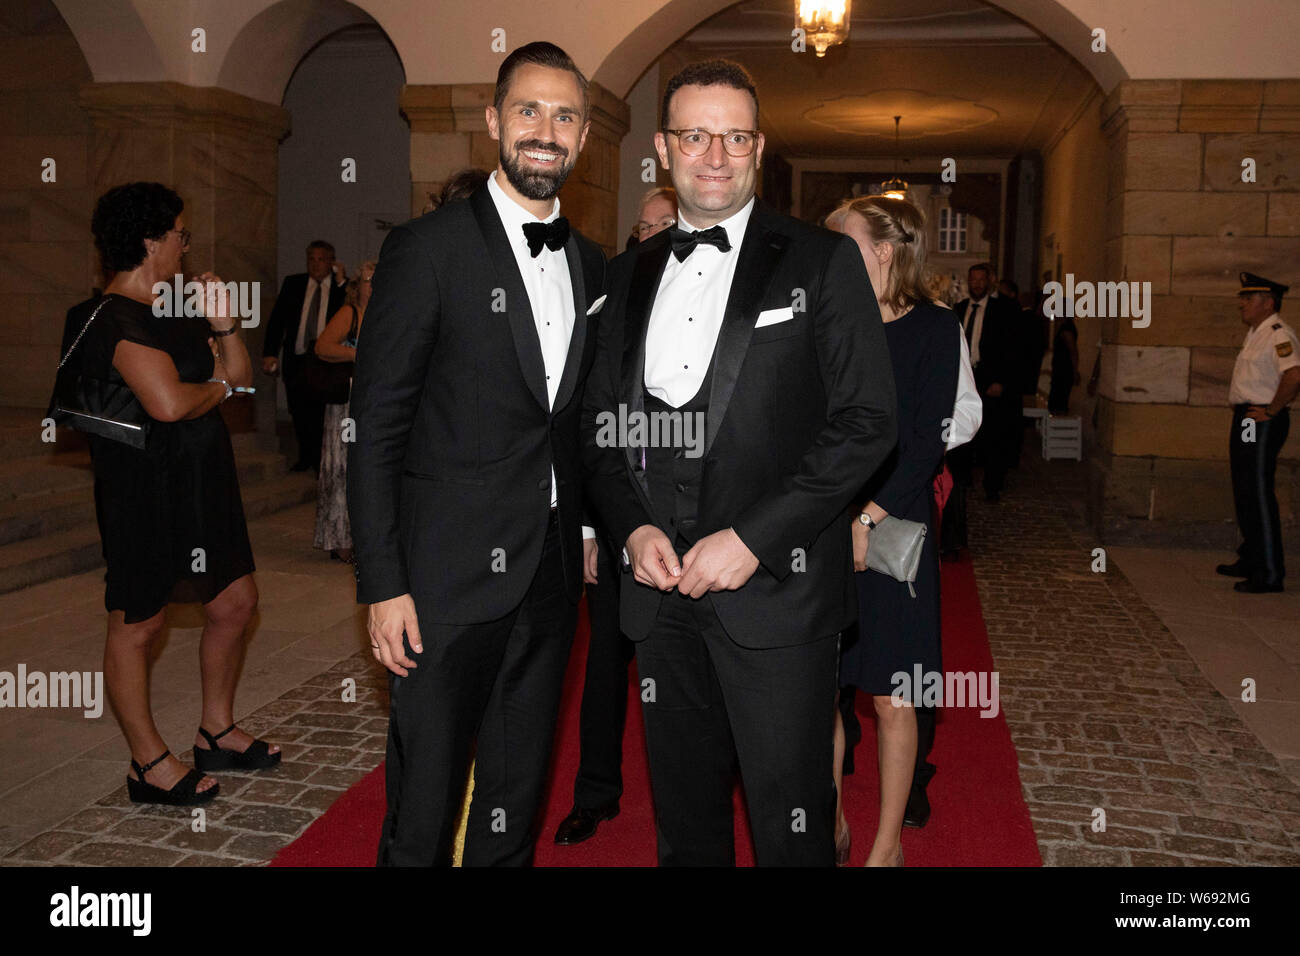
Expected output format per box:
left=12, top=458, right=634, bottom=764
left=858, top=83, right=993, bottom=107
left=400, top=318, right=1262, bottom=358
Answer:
left=881, top=115, right=909, bottom=200
left=796, top=0, right=852, bottom=58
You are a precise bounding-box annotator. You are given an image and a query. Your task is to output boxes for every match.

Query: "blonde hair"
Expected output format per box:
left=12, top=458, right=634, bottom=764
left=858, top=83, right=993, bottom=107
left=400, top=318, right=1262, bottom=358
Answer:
left=835, top=195, right=930, bottom=313
left=346, top=259, right=378, bottom=311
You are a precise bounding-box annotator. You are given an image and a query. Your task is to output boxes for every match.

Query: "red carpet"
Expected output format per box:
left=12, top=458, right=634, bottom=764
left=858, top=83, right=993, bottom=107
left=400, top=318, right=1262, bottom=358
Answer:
left=271, top=554, right=1040, bottom=866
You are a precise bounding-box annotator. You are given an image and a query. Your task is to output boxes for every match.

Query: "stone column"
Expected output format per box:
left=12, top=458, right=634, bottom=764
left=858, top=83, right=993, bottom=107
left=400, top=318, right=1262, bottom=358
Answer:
left=1092, top=80, right=1300, bottom=544
left=400, top=82, right=629, bottom=255
left=78, top=83, right=290, bottom=447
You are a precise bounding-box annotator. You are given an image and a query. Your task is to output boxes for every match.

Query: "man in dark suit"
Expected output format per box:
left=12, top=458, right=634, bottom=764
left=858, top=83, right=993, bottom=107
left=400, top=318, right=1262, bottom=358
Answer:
left=582, top=60, right=897, bottom=866
left=953, top=263, right=1018, bottom=501
left=262, top=240, right=346, bottom=471
left=348, top=41, right=603, bottom=866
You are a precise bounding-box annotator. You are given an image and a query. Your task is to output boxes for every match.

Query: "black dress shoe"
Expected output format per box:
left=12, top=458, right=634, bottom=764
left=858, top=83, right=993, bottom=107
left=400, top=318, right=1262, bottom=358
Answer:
left=553, top=803, right=619, bottom=845
left=1216, top=562, right=1251, bottom=578
left=903, top=785, right=931, bottom=829
left=1234, top=579, right=1284, bottom=593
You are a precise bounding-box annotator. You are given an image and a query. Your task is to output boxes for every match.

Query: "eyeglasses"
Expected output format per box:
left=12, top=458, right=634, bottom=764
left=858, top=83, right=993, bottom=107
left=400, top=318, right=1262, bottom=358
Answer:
left=169, top=228, right=191, bottom=250
left=635, top=217, right=676, bottom=237
left=663, top=128, right=759, bottom=158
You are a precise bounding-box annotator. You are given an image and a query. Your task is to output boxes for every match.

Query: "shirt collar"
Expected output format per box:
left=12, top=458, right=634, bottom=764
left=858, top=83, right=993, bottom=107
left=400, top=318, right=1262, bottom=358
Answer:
left=676, top=196, right=756, bottom=248
left=487, top=169, right=560, bottom=239
left=1248, top=313, right=1281, bottom=340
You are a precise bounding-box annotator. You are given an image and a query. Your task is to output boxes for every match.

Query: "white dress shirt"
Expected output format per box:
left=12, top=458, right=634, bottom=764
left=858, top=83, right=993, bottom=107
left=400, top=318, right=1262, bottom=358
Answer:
left=486, top=172, right=593, bottom=539
left=948, top=331, right=983, bottom=449
left=1229, top=313, right=1300, bottom=405
left=294, top=275, right=335, bottom=355
left=644, top=198, right=756, bottom=407
left=962, top=295, right=989, bottom=366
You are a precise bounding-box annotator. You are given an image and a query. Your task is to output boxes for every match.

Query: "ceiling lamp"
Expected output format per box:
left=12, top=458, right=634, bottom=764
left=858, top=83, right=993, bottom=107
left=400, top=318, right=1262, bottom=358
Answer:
left=881, top=115, right=909, bottom=200
left=797, top=0, right=852, bottom=58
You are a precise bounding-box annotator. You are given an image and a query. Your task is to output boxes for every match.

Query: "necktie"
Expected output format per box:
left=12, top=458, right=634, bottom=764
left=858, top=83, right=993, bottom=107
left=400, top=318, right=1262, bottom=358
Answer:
left=669, top=225, right=731, bottom=262
left=523, top=217, right=570, bottom=257
left=304, top=280, right=322, bottom=351
left=966, top=301, right=980, bottom=347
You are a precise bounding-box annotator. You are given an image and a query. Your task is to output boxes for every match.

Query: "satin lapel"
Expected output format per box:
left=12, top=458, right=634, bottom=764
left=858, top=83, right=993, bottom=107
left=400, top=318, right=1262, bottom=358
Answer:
left=621, top=235, right=672, bottom=479
left=469, top=186, right=549, bottom=412
left=551, top=237, right=588, bottom=414
left=705, top=206, right=789, bottom=456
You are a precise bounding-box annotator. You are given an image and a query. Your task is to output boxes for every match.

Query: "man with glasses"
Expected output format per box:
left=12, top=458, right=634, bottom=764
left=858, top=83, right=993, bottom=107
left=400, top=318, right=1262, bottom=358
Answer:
left=582, top=60, right=897, bottom=866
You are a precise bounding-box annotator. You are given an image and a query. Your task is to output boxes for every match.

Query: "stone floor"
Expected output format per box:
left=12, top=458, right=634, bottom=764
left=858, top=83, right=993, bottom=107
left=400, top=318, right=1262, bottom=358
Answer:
left=2, top=452, right=1299, bottom=866
left=973, top=454, right=1300, bottom=866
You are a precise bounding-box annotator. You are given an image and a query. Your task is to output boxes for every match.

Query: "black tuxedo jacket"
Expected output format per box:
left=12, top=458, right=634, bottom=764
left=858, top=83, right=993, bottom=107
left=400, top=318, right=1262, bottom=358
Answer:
left=954, top=295, right=1017, bottom=393
left=582, top=199, right=898, bottom=649
left=263, top=272, right=347, bottom=361
left=347, top=186, right=606, bottom=622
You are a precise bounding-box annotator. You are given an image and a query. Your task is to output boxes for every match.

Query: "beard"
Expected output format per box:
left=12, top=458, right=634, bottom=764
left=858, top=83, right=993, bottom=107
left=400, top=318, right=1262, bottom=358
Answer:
left=500, top=138, right=575, bottom=200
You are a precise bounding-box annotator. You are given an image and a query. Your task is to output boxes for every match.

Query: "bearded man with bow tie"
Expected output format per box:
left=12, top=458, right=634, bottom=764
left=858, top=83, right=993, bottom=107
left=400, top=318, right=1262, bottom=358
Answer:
left=582, top=60, right=897, bottom=866
left=348, top=41, right=604, bottom=866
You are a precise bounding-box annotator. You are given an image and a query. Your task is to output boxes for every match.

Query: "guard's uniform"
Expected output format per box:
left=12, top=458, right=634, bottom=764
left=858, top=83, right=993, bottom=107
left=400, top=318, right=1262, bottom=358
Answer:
left=1227, top=273, right=1298, bottom=590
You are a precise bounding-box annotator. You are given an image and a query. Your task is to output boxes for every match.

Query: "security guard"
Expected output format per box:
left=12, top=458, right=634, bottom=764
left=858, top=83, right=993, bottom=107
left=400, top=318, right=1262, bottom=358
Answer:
left=1217, top=272, right=1300, bottom=592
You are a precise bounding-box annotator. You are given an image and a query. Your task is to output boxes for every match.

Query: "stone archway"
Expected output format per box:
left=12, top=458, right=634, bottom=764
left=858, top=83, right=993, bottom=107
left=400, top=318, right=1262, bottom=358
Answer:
left=215, top=0, right=383, bottom=105
left=593, top=0, right=1129, bottom=99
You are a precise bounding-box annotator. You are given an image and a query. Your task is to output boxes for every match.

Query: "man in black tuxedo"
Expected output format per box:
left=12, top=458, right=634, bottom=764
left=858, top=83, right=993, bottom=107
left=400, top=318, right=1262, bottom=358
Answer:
left=348, top=41, right=603, bottom=866
left=952, top=263, right=1018, bottom=502
left=262, top=240, right=346, bottom=471
left=582, top=60, right=897, bottom=866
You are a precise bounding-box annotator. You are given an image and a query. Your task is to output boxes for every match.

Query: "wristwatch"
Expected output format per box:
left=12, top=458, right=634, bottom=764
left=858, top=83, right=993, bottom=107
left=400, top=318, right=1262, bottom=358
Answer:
left=208, top=378, right=233, bottom=401
left=211, top=326, right=237, bottom=337
left=858, top=512, right=877, bottom=529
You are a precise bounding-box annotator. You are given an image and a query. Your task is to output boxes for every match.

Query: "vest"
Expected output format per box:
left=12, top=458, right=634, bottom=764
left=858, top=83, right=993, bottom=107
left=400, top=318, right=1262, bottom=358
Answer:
left=642, top=356, right=715, bottom=552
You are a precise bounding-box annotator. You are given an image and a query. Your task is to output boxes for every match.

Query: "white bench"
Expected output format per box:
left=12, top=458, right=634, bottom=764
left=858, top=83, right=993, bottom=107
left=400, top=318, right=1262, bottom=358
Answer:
left=1042, top=414, right=1082, bottom=461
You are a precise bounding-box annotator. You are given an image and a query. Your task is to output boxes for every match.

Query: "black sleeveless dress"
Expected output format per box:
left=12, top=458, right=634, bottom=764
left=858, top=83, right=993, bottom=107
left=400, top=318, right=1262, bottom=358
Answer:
left=68, top=294, right=254, bottom=622
left=840, top=302, right=959, bottom=698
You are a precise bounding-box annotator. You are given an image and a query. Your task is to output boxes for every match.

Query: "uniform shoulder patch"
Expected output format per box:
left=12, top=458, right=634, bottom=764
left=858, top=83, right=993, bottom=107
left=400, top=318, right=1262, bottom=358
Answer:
left=1278, top=340, right=1295, bottom=357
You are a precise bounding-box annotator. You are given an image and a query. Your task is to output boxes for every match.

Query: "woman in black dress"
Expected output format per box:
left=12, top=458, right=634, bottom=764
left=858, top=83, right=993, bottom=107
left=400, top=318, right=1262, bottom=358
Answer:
left=829, top=195, right=959, bottom=865
left=70, top=182, right=279, bottom=804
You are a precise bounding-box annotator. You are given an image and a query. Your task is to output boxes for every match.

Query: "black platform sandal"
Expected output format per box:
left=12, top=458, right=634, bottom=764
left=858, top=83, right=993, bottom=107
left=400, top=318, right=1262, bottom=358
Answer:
left=126, top=750, right=219, bottom=806
left=194, top=724, right=282, bottom=772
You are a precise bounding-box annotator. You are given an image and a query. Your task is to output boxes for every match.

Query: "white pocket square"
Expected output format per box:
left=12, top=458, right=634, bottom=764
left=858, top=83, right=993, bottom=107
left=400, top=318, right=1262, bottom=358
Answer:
left=755, top=306, right=794, bottom=328
left=586, top=294, right=607, bottom=316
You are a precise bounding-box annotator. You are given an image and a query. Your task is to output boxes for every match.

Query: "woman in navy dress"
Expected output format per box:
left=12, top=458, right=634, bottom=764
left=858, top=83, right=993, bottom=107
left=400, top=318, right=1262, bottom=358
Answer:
left=829, top=195, right=959, bottom=865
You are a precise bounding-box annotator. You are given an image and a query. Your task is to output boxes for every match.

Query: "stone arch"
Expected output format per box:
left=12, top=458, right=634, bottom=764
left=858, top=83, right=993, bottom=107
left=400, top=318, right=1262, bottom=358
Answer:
left=593, top=0, right=1129, bottom=100
left=215, top=0, right=400, bottom=104
left=50, top=0, right=166, bottom=82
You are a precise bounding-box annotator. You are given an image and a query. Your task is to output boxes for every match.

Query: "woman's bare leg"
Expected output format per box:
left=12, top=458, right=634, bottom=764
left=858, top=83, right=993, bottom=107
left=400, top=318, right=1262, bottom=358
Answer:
left=192, top=575, right=277, bottom=756
left=105, top=608, right=216, bottom=793
left=865, top=694, right=916, bottom=866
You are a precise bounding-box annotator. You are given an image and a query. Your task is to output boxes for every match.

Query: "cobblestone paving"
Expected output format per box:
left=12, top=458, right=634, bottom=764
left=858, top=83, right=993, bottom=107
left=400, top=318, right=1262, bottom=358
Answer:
left=7, top=453, right=1300, bottom=866
left=4, top=658, right=388, bottom=866
left=971, top=455, right=1300, bottom=866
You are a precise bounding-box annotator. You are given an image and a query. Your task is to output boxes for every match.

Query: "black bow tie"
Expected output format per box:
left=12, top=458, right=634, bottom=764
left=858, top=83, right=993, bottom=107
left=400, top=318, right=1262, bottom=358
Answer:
left=669, top=225, right=731, bottom=262
left=522, top=217, right=569, bottom=257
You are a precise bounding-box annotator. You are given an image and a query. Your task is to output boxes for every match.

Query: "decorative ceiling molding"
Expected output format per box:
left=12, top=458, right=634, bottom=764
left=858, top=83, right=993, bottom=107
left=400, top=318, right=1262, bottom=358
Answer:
left=803, top=90, right=1000, bottom=138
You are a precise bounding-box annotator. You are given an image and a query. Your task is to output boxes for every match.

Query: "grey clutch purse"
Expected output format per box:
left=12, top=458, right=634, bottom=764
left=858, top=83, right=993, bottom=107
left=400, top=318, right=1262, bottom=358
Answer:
left=866, top=515, right=927, bottom=597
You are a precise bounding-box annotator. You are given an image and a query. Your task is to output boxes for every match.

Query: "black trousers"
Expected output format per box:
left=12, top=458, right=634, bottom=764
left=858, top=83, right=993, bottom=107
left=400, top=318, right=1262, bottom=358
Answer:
left=282, top=351, right=325, bottom=469
left=376, top=512, right=576, bottom=866
left=942, top=445, right=972, bottom=553
left=1230, top=406, right=1289, bottom=586
left=635, top=592, right=840, bottom=866
left=572, top=532, right=635, bottom=810
left=977, top=391, right=1018, bottom=496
